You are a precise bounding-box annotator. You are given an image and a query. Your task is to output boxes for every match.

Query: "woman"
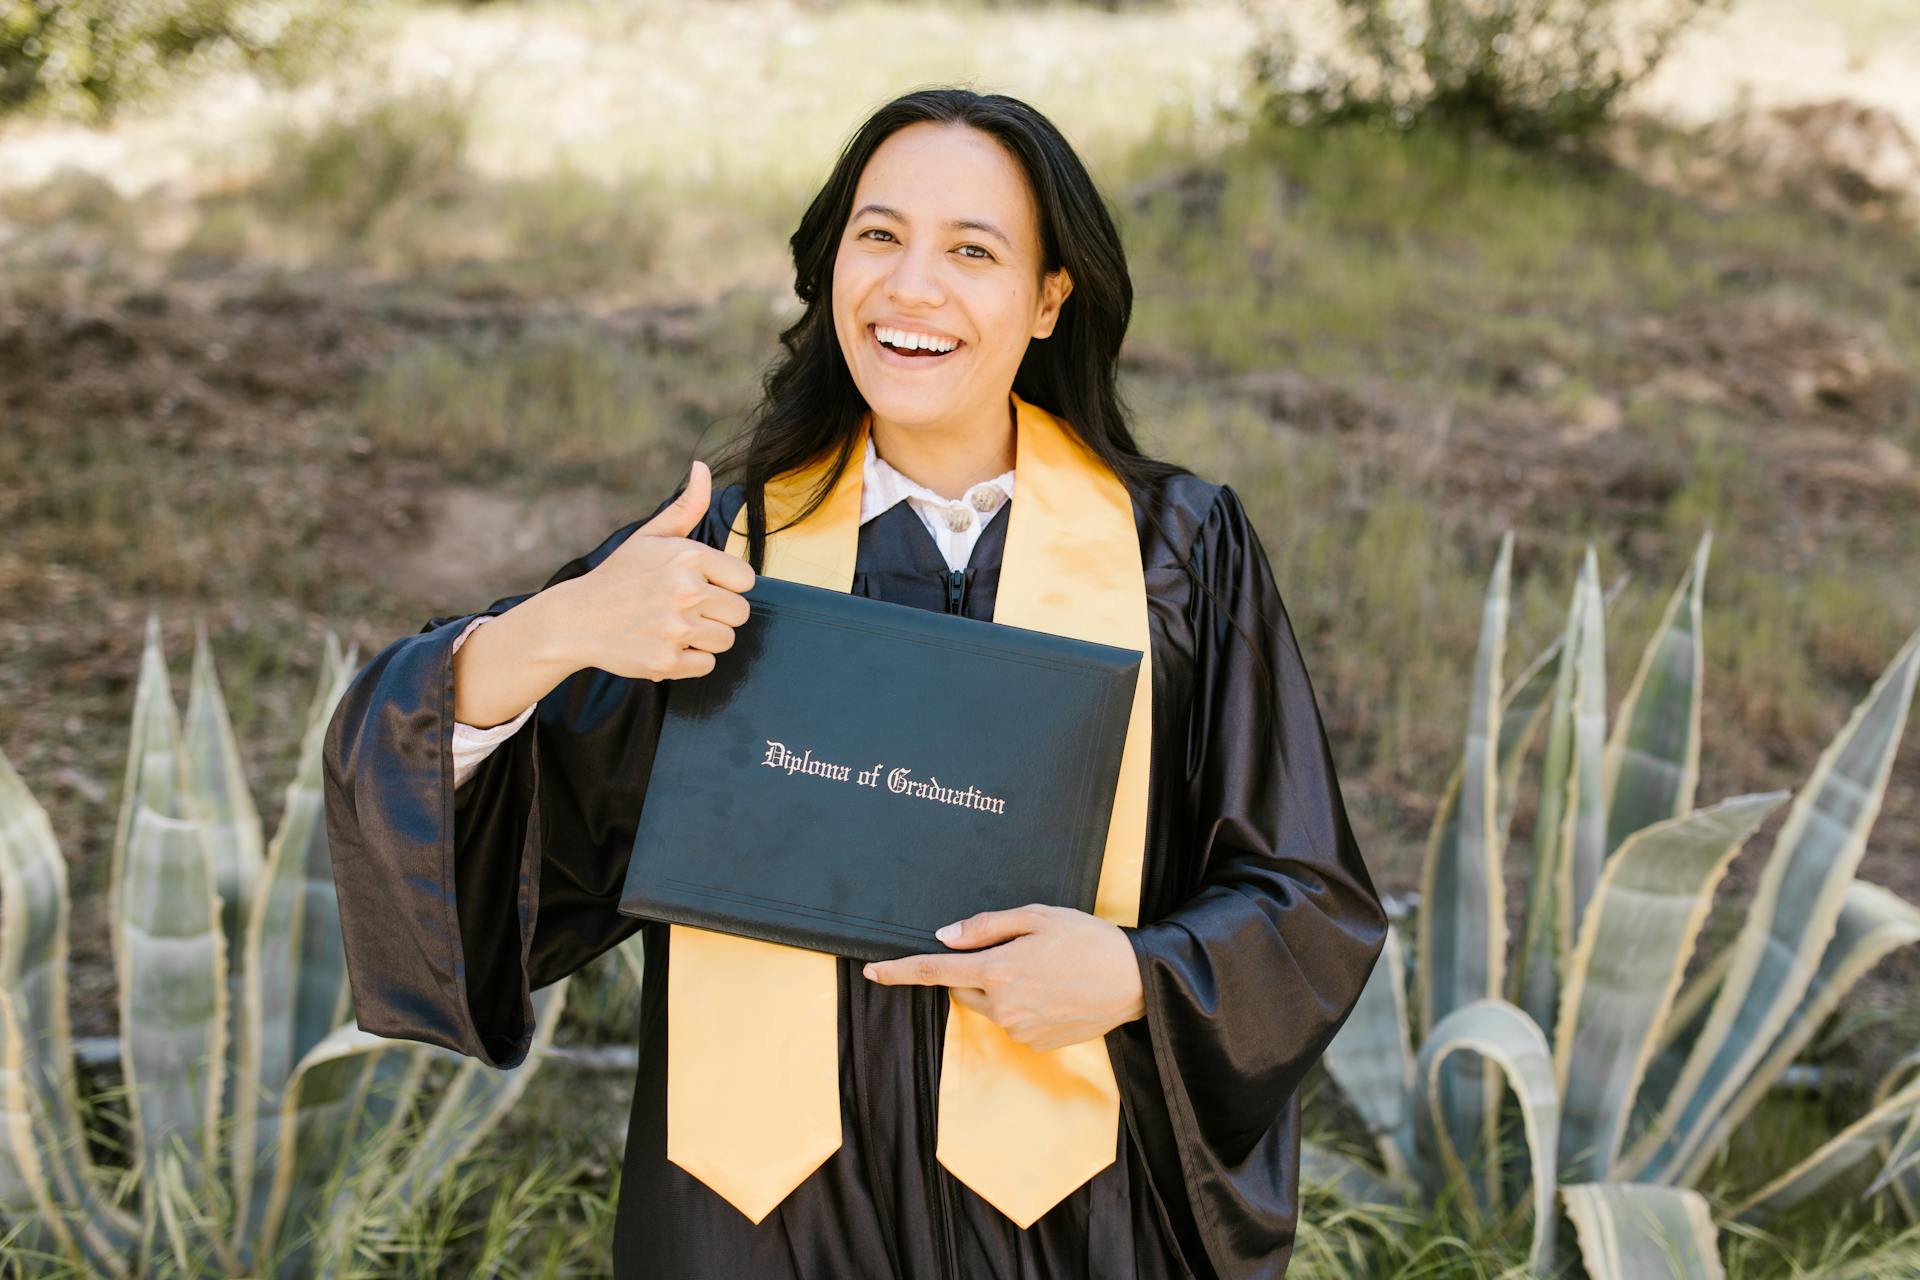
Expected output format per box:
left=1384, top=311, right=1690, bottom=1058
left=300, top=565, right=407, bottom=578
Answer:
left=323, top=87, right=1387, bottom=1279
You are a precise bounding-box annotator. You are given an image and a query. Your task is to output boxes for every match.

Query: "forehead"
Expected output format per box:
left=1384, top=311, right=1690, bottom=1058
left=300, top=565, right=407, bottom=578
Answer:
left=851, top=122, right=1039, bottom=248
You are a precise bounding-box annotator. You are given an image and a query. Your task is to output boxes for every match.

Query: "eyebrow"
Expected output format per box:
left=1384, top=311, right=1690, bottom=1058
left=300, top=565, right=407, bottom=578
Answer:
left=851, top=203, right=1013, bottom=251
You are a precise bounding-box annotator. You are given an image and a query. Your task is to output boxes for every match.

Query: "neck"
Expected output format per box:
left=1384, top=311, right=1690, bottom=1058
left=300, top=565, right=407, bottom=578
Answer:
left=867, top=394, right=1016, bottom=499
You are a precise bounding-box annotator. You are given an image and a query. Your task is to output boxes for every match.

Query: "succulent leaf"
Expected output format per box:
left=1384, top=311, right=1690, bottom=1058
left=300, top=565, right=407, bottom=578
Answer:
left=1321, top=923, right=1415, bottom=1181
left=1626, top=627, right=1920, bottom=1183
left=1562, top=1183, right=1723, bottom=1279
left=1665, top=881, right=1920, bottom=1186
left=1602, top=530, right=1710, bottom=852
left=1411, top=999, right=1557, bottom=1273
left=1553, top=792, right=1785, bottom=1182
left=1417, top=533, right=1512, bottom=1205
left=1735, top=1076, right=1920, bottom=1221
left=230, top=649, right=356, bottom=1259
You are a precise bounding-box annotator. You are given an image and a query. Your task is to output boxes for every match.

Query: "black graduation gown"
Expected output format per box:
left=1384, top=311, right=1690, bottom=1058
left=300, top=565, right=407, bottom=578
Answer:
left=321, top=467, right=1388, bottom=1280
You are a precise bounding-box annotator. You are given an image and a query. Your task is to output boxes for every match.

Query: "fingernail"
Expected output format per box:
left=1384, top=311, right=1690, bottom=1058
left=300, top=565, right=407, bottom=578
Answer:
left=935, top=924, right=959, bottom=944
left=861, top=964, right=875, bottom=980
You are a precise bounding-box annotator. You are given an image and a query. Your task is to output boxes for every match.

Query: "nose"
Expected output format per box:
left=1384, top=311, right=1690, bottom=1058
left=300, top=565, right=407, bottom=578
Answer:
left=885, top=243, right=945, bottom=310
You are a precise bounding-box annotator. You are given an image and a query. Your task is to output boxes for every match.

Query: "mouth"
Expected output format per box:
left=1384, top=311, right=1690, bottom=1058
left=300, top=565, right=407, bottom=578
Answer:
left=869, top=324, right=964, bottom=368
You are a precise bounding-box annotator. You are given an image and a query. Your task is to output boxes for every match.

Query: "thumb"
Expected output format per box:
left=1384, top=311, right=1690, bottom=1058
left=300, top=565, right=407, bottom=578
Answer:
left=638, top=460, right=710, bottom=539
left=936, top=906, right=1043, bottom=950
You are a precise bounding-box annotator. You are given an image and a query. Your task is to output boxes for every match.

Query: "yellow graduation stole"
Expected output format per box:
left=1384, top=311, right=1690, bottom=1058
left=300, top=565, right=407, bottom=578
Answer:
left=664, top=389, right=1153, bottom=1228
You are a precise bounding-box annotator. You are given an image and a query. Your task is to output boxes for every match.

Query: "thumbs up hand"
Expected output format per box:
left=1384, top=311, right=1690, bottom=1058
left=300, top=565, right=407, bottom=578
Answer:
left=550, top=460, right=757, bottom=682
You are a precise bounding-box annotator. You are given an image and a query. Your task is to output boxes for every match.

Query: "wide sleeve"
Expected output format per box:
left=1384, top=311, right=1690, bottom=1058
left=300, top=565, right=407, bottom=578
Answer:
left=1119, top=484, right=1388, bottom=1267
left=322, top=489, right=721, bottom=1069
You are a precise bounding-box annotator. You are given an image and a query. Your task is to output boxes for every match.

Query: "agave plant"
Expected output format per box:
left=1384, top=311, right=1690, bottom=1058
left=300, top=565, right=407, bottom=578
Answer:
left=1313, top=529, right=1920, bottom=1276
left=0, top=620, right=586, bottom=1277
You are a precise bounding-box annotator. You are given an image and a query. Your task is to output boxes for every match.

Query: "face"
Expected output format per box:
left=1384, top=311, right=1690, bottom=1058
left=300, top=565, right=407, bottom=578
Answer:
left=831, top=121, right=1073, bottom=435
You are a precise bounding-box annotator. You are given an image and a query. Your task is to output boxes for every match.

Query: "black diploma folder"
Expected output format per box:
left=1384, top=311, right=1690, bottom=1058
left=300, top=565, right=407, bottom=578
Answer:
left=617, top=576, right=1142, bottom=963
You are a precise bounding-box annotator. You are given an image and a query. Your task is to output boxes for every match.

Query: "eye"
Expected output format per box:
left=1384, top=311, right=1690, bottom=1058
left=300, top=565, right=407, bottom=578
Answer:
left=856, top=227, right=992, bottom=260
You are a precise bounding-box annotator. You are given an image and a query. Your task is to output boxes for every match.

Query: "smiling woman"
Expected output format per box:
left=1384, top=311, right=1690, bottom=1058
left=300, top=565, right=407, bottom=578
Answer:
left=831, top=121, right=1073, bottom=500
left=322, top=86, right=1387, bottom=1280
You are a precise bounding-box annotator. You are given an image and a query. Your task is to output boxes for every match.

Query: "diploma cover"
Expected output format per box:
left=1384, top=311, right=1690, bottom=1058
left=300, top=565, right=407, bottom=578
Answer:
left=617, top=575, right=1142, bottom=963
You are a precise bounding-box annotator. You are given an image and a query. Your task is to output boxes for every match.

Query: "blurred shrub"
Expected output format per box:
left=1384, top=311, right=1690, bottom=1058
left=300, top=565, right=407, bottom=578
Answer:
left=0, top=0, right=354, bottom=121
left=261, top=90, right=471, bottom=240
left=1247, top=0, right=1727, bottom=147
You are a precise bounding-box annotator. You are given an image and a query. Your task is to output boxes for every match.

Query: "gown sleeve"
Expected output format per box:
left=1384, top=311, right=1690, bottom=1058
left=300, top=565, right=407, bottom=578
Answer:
left=322, top=488, right=724, bottom=1070
left=1118, top=483, right=1388, bottom=1273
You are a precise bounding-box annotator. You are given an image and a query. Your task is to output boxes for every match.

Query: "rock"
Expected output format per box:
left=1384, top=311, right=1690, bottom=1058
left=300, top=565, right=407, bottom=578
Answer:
left=1565, top=393, right=1624, bottom=443
left=1788, top=341, right=1880, bottom=410
left=1708, top=100, right=1920, bottom=228
left=1646, top=368, right=1728, bottom=406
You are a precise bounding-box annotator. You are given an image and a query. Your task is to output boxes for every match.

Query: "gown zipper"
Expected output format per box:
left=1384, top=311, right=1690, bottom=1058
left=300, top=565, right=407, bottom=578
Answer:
left=922, top=566, right=968, bottom=1279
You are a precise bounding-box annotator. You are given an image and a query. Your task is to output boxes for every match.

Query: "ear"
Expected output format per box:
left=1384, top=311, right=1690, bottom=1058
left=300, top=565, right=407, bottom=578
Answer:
left=1031, top=266, right=1074, bottom=339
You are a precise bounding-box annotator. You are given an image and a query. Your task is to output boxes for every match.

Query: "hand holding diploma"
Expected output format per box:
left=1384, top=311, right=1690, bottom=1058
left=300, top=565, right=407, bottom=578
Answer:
left=862, top=904, right=1147, bottom=1052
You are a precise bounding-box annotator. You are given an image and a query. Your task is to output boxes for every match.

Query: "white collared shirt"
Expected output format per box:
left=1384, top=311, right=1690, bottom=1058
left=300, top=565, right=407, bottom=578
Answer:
left=855, top=433, right=1015, bottom=572
left=448, top=440, right=1014, bottom=786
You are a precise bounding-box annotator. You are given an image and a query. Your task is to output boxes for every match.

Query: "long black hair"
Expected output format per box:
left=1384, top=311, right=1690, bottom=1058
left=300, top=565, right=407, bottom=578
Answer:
left=703, top=86, right=1190, bottom=571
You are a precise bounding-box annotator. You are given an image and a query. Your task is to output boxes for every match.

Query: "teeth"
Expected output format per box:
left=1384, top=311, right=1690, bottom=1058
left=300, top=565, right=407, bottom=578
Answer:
left=876, top=325, right=958, bottom=353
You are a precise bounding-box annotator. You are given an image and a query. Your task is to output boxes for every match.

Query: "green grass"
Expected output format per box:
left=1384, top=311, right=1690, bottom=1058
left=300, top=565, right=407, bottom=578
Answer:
left=1119, top=120, right=1920, bottom=390
left=360, top=329, right=673, bottom=480
left=354, top=291, right=778, bottom=487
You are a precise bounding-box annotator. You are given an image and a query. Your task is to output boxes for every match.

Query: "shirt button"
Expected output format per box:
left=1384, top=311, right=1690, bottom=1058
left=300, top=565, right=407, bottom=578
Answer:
left=969, top=487, right=999, bottom=513
left=943, top=506, right=974, bottom=532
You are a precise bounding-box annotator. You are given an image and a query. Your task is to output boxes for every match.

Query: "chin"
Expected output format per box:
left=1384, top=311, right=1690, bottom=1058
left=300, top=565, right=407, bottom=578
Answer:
left=858, top=384, right=961, bottom=426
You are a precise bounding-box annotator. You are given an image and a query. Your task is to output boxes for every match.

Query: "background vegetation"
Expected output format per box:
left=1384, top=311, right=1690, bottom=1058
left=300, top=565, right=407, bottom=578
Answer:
left=0, top=0, right=347, bottom=120
left=3, top=0, right=1918, bottom=1272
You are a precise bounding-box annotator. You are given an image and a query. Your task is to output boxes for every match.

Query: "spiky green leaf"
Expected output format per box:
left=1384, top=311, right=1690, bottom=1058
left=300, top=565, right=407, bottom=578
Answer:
left=1411, top=999, right=1558, bottom=1273
left=1554, top=793, right=1785, bottom=1182
left=1735, top=1077, right=1920, bottom=1220
left=1562, top=1183, right=1723, bottom=1279
left=1626, top=627, right=1920, bottom=1183
left=118, top=806, right=227, bottom=1202
left=230, top=644, right=355, bottom=1261
left=1418, top=533, right=1512, bottom=1206
left=1602, top=530, right=1709, bottom=852
left=1322, top=924, right=1415, bottom=1181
